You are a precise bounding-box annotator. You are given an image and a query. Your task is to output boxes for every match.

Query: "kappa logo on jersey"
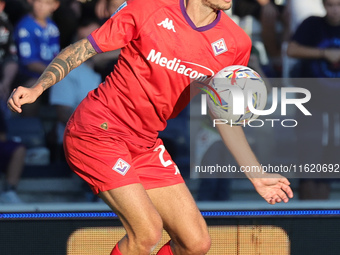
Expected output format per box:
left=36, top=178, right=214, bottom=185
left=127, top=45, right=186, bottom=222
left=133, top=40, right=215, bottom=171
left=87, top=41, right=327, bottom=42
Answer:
left=147, top=49, right=214, bottom=81
left=211, top=38, right=228, bottom=56
left=157, top=18, right=176, bottom=33
left=112, top=158, right=130, bottom=176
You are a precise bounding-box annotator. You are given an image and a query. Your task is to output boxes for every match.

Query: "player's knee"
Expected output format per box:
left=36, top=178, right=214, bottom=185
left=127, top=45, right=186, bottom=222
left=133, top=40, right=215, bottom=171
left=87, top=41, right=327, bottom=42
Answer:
left=135, top=231, right=163, bottom=254
left=184, top=232, right=211, bottom=255
left=134, top=218, right=163, bottom=254
left=201, top=235, right=212, bottom=254
left=143, top=227, right=163, bottom=248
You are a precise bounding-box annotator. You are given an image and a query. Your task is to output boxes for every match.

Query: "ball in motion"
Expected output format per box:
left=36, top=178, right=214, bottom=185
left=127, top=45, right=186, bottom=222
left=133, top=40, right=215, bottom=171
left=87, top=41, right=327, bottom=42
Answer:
left=206, top=65, right=267, bottom=125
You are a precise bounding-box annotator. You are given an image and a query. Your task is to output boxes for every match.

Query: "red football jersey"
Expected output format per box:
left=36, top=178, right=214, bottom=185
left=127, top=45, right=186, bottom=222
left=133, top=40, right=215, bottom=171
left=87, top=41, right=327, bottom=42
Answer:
left=72, top=0, right=251, bottom=147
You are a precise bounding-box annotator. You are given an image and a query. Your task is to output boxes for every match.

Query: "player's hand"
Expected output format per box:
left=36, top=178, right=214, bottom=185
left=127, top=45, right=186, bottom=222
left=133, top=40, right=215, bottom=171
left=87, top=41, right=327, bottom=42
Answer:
left=252, top=174, right=293, bottom=205
left=7, top=86, right=42, bottom=113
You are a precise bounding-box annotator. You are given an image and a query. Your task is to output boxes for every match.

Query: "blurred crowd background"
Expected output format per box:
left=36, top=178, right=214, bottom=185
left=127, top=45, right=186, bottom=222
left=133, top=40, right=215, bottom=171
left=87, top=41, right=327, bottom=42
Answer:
left=0, top=0, right=340, bottom=204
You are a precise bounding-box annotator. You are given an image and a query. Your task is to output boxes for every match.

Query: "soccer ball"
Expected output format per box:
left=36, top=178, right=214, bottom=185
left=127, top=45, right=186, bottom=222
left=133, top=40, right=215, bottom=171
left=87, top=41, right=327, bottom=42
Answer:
left=206, top=65, right=267, bottom=125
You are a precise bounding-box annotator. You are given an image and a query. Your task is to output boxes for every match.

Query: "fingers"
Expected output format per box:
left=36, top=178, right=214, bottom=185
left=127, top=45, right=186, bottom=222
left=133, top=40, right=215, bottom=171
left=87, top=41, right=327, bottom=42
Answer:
left=12, top=88, right=23, bottom=108
left=266, top=183, right=294, bottom=205
left=268, top=196, right=278, bottom=205
left=276, top=189, right=288, bottom=203
left=269, top=193, right=283, bottom=204
left=7, top=88, right=22, bottom=113
left=279, top=177, right=290, bottom=186
left=267, top=195, right=282, bottom=205
left=7, top=99, right=19, bottom=113
left=281, top=183, right=294, bottom=199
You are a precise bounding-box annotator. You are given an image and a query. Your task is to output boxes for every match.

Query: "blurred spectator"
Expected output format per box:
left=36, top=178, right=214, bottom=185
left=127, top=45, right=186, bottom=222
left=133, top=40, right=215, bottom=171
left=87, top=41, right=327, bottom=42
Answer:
left=53, top=0, right=123, bottom=49
left=49, top=18, right=101, bottom=160
left=233, top=0, right=290, bottom=76
left=287, top=0, right=340, bottom=200
left=0, top=110, right=26, bottom=204
left=4, top=0, right=30, bottom=26
left=0, top=0, right=26, bottom=204
left=287, top=0, right=340, bottom=78
left=95, top=0, right=126, bottom=21
left=53, top=0, right=81, bottom=49
left=0, top=0, right=18, bottom=110
left=289, top=0, right=326, bottom=34
left=92, top=0, right=124, bottom=79
left=95, top=0, right=110, bottom=20
left=14, top=0, right=60, bottom=116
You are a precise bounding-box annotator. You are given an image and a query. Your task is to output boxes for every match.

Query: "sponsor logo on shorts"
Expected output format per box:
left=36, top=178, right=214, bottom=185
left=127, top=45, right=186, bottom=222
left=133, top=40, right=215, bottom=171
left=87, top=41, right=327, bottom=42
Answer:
left=112, top=158, right=130, bottom=176
left=211, top=38, right=228, bottom=56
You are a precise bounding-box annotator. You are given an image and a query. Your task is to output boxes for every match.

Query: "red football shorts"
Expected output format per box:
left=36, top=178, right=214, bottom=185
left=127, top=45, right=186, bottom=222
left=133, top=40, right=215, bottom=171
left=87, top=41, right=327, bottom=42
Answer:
left=63, top=121, right=184, bottom=194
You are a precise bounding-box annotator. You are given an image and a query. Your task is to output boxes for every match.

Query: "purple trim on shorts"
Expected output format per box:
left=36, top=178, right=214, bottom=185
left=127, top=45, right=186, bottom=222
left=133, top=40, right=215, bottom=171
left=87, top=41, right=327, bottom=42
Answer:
left=180, top=0, right=221, bottom=32
left=87, top=34, right=103, bottom=53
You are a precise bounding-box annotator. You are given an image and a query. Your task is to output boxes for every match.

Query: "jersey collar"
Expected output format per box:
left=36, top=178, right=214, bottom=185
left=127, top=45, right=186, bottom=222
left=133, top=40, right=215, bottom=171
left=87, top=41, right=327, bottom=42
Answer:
left=180, top=0, right=221, bottom=32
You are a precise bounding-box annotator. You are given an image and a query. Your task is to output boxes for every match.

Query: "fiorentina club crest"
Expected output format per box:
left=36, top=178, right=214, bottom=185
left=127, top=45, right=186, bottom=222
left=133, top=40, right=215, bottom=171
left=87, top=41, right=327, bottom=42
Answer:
left=113, top=158, right=130, bottom=176
left=211, top=38, right=228, bottom=56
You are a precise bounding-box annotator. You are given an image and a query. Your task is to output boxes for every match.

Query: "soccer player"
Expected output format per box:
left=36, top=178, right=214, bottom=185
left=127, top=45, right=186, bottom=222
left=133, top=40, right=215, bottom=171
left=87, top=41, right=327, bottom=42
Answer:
left=8, top=0, right=294, bottom=254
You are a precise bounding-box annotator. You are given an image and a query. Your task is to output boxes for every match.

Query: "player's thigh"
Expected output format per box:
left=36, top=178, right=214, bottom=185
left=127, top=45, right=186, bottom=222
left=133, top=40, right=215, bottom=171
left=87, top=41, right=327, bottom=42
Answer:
left=146, top=183, right=210, bottom=249
left=99, top=183, right=163, bottom=241
left=134, top=138, right=184, bottom=190
left=135, top=139, right=209, bottom=248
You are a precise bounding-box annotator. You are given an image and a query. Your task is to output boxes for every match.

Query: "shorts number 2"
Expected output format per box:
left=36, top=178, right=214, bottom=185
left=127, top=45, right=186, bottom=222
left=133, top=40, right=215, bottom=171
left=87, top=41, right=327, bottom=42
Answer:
left=154, top=145, right=172, bottom=167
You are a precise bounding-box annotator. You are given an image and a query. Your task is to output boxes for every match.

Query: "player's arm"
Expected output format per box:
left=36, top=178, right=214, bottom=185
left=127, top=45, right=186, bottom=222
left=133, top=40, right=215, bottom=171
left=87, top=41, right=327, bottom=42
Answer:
left=7, top=38, right=97, bottom=113
left=215, top=124, right=294, bottom=205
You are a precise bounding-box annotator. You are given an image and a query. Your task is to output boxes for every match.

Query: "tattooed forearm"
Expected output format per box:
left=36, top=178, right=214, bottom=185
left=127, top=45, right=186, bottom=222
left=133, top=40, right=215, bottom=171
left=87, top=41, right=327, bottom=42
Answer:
left=67, top=40, right=97, bottom=69
left=40, top=72, right=55, bottom=91
left=36, top=38, right=97, bottom=91
left=50, top=59, right=70, bottom=82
